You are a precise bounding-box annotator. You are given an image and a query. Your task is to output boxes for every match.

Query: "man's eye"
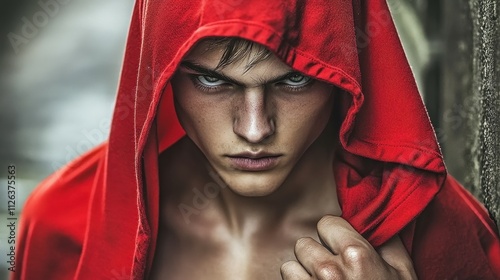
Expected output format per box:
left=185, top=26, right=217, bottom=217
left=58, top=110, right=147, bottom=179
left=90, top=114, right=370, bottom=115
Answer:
left=196, top=75, right=226, bottom=86
left=282, top=74, right=311, bottom=86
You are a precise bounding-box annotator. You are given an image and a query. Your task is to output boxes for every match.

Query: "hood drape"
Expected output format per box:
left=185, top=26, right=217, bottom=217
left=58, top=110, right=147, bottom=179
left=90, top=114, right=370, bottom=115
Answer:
left=76, top=0, right=446, bottom=278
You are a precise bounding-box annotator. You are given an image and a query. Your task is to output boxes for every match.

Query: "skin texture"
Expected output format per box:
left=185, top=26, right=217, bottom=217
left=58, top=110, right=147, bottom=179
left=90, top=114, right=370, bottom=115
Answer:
left=281, top=216, right=417, bottom=280
left=150, top=40, right=417, bottom=279
left=171, top=40, right=337, bottom=197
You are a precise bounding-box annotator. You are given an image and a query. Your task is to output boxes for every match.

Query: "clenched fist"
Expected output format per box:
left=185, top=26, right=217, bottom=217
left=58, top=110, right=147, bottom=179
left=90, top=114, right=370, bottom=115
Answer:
left=281, top=216, right=417, bottom=279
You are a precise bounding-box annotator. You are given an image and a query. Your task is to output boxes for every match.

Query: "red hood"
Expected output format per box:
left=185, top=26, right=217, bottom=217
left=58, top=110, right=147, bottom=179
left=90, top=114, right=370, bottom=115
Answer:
left=76, top=0, right=446, bottom=278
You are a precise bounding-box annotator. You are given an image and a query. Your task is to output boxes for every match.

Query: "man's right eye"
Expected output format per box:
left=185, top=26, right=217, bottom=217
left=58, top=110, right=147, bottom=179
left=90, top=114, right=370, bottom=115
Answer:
left=196, top=75, right=227, bottom=86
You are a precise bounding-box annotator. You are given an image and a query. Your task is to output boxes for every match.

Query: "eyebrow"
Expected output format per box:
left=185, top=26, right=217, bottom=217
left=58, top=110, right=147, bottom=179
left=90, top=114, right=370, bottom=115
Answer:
left=179, top=60, right=301, bottom=86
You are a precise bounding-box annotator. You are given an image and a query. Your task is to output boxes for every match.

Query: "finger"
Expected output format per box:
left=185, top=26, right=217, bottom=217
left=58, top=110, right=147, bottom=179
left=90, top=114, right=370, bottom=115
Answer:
left=317, top=215, right=373, bottom=256
left=377, top=235, right=417, bottom=279
left=294, top=237, right=343, bottom=279
left=280, top=260, right=310, bottom=280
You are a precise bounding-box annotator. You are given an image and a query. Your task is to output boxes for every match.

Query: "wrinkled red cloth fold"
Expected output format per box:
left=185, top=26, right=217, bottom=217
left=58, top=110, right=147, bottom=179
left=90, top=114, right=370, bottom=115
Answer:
left=13, top=0, right=500, bottom=279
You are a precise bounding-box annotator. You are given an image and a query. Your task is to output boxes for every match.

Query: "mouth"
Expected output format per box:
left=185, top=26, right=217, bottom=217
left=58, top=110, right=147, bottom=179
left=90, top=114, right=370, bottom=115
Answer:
left=226, top=152, right=282, bottom=171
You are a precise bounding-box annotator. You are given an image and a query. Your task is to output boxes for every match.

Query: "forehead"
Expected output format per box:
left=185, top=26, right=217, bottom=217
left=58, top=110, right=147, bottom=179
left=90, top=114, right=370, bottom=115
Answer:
left=182, top=39, right=294, bottom=78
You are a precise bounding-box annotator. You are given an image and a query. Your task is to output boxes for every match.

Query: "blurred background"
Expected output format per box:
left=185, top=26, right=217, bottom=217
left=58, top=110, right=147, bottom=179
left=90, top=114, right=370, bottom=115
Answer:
left=0, top=0, right=498, bottom=279
left=0, top=0, right=135, bottom=278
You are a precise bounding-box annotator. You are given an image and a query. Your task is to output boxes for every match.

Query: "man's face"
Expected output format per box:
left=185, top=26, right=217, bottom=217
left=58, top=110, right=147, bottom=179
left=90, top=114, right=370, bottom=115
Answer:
left=171, top=40, right=335, bottom=196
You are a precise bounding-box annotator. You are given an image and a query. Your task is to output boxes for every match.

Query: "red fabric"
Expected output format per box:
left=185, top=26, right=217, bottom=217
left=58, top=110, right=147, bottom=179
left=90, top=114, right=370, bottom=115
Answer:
left=13, top=0, right=500, bottom=279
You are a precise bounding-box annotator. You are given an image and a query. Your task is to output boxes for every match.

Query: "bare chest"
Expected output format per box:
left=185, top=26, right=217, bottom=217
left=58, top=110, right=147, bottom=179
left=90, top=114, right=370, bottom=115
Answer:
left=149, top=236, right=297, bottom=280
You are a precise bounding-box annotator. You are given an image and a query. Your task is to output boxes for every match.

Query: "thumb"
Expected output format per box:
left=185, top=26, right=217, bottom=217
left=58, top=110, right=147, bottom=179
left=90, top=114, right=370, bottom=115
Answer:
left=377, top=235, right=418, bottom=280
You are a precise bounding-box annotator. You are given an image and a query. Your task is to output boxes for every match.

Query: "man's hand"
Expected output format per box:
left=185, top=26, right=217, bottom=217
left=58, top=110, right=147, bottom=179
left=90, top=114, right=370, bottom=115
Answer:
left=280, top=216, right=417, bottom=279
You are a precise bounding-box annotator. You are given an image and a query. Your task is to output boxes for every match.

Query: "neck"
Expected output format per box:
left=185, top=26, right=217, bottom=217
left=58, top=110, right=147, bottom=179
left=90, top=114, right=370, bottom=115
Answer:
left=213, top=137, right=339, bottom=235
left=159, top=128, right=341, bottom=239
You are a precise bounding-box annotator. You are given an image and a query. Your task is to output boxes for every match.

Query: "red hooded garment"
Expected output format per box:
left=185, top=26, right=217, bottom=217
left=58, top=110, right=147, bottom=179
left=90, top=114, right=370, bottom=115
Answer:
left=13, top=0, right=500, bottom=279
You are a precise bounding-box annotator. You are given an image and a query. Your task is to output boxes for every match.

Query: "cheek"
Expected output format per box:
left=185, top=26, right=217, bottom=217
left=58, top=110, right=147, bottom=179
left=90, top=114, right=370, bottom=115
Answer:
left=172, top=78, right=231, bottom=150
left=172, top=76, right=208, bottom=139
left=278, top=87, right=334, bottom=143
left=175, top=99, right=220, bottom=146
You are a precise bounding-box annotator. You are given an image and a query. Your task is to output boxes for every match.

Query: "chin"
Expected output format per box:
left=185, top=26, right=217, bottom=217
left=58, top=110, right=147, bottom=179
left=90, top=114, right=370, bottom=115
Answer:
left=221, top=172, right=285, bottom=197
left=229, top=185, right=278, bottom=197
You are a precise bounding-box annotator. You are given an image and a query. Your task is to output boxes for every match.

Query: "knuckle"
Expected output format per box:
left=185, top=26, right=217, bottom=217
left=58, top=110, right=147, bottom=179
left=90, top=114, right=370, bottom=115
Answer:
left=314, top=261, right=342, bottom=280
left=342, top=244, right=371, bottom=264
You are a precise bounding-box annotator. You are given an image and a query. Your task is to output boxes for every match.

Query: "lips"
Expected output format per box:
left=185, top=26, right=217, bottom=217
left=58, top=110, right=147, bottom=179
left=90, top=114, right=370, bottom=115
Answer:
left=227, top=152, right=282, bottom=171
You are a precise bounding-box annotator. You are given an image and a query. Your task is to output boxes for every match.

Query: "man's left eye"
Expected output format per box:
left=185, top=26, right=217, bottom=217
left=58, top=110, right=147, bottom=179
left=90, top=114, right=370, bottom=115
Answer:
left=196, top=75, right=227, bottom=86
left=282, top=74, right=311, bottom=86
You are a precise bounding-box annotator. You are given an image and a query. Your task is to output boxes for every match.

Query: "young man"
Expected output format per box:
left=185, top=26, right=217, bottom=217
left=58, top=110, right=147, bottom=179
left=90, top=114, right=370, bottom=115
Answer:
left=14, top=0, right=500, bottom=279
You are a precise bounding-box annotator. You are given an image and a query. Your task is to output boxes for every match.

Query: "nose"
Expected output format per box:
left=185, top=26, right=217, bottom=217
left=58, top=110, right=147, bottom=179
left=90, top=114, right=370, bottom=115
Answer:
left=233, top=88, right=275, bottom=143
